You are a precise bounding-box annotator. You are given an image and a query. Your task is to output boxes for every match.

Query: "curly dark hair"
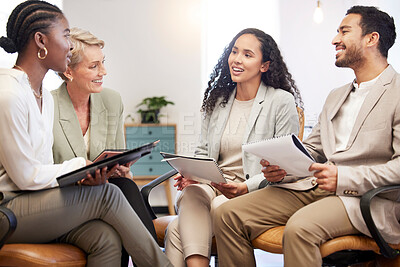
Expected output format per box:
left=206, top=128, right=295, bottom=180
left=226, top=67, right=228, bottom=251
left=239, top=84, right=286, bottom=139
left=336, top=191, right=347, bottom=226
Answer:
left=0, top=0, right=63, bottom=54
left=201, top=28, right=303, bottom=115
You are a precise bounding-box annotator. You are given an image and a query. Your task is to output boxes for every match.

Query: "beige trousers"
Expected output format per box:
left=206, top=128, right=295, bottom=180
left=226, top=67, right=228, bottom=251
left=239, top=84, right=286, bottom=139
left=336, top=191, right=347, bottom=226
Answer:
left=164, top=183, right=229, bottom=267
left=213, top=186, right=360, bottom=267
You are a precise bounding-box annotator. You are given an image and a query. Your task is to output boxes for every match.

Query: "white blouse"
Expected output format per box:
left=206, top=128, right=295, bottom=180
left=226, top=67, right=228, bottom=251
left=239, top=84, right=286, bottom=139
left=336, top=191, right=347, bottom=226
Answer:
left=0, top=68, right=85, bottom=192
left=218, top=98, right=254, bottom=182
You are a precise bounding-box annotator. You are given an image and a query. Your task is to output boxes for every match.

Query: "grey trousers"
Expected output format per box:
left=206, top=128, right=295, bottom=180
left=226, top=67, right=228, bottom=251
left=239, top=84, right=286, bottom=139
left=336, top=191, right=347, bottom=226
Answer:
left=3, top=183, right=172, bottom=267
left=213, top=186, right=360, bottom=267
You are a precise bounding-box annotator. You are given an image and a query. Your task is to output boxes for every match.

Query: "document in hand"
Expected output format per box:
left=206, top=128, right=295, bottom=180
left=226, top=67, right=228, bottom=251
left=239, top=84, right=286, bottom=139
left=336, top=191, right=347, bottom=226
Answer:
left=57, top=141, right=159, bottom=187
left=92, top=149, right=130, bottom=162
left=160, top=152, right=227, bottom=184
left=242, top=134, right=315, bottom=177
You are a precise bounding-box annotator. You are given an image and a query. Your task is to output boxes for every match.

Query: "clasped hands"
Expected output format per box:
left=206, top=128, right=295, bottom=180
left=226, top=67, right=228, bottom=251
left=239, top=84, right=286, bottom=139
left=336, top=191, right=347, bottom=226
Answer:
left=173, top=174, right=248, bottom=199
left=79, top=160, right=134, bottom=186
left=260, top=159, right=338, bottom=192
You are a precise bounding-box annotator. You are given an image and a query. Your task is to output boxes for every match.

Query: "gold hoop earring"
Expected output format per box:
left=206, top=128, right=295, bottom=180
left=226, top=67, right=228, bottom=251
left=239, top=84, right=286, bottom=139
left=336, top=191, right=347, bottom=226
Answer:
left=37, top=47, right=48, bottom=60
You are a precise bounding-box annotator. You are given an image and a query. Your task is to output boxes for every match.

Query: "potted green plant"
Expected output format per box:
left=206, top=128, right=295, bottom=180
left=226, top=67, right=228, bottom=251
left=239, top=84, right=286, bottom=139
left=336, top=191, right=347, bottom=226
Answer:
left=136, top=96, right=175, bottom=123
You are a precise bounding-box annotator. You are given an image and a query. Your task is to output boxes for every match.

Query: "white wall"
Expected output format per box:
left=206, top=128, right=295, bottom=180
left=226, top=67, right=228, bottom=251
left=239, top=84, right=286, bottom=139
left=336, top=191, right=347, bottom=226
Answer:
left=203, top=0, right=280, bottom=88
left=0, top=0, right=63, bottom=90
left=279, top=0, right=400, bottom=125
left=63, top=0, right=204, bottom=155
left=1, top=0, right=399, bottom=207
left=63, top=0, right=204, bottom=206
left=64, top=0, right=400, bottom=154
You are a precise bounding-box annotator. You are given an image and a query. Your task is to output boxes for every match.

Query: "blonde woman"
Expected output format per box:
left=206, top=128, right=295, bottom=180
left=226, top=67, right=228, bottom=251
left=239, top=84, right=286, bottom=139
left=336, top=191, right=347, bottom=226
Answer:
left=52, top=27, right=157, bottom=267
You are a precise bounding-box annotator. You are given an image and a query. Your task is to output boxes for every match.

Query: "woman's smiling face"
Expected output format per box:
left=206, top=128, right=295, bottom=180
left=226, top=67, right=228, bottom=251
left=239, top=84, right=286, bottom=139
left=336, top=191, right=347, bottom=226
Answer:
left=67, top=45, right=107, bottom=94
left=228, top=33, right=268, bottom=85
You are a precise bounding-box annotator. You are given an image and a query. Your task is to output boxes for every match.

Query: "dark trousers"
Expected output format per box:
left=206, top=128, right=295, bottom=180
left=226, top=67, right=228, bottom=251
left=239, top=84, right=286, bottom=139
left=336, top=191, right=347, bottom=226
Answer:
left=109, top=177, right=157, bottom=267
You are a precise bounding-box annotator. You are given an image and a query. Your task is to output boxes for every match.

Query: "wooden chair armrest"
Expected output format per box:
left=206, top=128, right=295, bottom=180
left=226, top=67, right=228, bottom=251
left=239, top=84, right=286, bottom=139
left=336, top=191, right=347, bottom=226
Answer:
left=0, top=205, right=17, bottom=249
left=140, top=169, right=178, bottom=219
left=360, top=184, right=400, bottom=259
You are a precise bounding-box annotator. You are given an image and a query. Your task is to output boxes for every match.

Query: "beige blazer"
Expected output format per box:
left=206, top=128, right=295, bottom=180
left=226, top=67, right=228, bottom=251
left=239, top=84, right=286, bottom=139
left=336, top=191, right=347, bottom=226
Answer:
left=278, top=65, right=400, bottom=243
left=195, top=82, right=300, bottom=192
left=52, top=82, right=125, bottom=163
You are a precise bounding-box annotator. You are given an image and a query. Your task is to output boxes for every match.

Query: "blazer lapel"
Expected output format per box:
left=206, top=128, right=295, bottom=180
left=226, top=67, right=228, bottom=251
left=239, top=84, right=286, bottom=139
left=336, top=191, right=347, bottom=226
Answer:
left=327, top=83, right=354, bottom=152
left=242, top=83, right=266, bottom=144
left=89, top=93, right=108, bottom=160
left=346, top=66, right=395, bottom=148
left=57, top=84, right=87, bottom=159
left=328, top=84, right=354, bottom=122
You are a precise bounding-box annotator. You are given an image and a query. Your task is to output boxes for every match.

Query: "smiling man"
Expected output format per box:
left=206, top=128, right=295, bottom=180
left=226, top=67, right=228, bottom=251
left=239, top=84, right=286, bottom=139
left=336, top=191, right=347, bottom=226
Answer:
left=213, top=6, right=399, bottom=267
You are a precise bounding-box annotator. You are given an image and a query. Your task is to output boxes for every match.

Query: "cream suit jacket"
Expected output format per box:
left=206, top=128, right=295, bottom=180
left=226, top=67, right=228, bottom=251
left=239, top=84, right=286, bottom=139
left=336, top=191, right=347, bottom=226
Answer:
left=52, top=82, right=125, bottom=163
left=277, top=65, right=400, bottom=243
left=195, top=82, right=300, bottom=192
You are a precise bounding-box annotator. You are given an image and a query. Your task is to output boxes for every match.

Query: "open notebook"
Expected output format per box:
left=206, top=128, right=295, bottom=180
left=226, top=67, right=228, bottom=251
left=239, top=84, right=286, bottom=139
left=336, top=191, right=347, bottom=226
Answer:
left=242, top=134, right=315, bottom=178
left=160, top=152, right=227, bottom=184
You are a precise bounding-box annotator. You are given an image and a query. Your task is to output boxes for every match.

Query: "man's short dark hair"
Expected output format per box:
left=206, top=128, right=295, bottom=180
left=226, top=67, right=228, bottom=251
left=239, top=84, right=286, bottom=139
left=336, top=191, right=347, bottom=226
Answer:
left=346, top=6, right=396, bottom=58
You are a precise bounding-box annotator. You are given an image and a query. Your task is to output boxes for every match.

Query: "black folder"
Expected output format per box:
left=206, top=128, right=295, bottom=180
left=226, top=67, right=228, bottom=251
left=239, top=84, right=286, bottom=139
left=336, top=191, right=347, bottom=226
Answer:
left=57, top=141, right=158, bottom=187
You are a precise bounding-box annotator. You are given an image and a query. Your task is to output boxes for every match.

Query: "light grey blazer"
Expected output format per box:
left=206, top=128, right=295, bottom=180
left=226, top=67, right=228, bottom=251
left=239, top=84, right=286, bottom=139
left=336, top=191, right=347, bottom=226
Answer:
left=279, top=65, right=400, bottom=243
left=52, top=82, right=125, bottom=163
left=195, top=82, right=300, bottom=192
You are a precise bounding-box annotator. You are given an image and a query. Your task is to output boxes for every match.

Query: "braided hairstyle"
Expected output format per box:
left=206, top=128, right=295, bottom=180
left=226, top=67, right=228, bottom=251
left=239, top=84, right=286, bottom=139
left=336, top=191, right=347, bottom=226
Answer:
left=201, top=28, right=303, bottom=115
left=0, top=0, right=63, bottom=54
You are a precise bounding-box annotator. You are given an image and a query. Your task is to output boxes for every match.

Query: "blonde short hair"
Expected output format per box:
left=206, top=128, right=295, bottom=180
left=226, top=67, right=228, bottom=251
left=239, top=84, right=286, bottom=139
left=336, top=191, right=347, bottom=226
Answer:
left=59, top=27, right=105, bottom=81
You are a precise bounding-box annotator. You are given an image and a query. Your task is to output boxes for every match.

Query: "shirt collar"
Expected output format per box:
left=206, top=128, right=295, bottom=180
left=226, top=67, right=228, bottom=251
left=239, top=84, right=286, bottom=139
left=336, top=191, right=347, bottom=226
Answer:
left=352, top=66, right=387, bottom=91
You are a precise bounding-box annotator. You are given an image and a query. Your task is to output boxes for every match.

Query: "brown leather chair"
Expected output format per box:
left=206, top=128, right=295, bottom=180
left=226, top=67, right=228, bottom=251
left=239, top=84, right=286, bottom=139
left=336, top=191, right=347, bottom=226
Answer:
left=296, top=106, right=304, bottom=141
left=252, top=185, right=400, bottom=266
left=0, top=243, right=86, bottom=267
left=252, top=227, right=400, bottom=266
left=0, top=205, right=86, bottom=266
left=144, top=179, right=400, bottom=267
left=0, top=173, right=179, bottom=266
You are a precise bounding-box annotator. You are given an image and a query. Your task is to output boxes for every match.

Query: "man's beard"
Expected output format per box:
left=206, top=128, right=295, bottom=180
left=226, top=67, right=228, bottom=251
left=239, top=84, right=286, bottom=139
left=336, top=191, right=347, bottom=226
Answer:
left=335, top=45, right=363, bottom=68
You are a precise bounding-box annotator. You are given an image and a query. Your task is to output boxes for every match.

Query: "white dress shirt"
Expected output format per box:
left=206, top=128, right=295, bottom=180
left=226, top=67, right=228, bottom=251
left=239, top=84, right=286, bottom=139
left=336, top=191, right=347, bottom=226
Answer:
left=0, top=68, right=85, bottom=192
left=333, top=72, right=383, bottom=151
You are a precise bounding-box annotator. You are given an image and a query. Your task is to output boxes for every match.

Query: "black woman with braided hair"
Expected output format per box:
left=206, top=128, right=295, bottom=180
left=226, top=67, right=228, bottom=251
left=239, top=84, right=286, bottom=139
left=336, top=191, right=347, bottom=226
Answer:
left=0, top=1, right=172, bottom=266
left=164, top=28, right=303, bottom=267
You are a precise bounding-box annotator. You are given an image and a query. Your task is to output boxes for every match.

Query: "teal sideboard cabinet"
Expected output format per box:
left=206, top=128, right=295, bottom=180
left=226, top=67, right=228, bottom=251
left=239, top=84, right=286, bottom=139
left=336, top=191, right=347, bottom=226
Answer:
left=125, top=124, right=176, bottom=215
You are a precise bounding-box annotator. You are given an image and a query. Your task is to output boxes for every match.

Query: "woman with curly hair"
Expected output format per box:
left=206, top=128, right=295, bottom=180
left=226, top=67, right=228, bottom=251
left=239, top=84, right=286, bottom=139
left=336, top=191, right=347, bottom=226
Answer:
left=165, top=28, right=303, bottom=267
